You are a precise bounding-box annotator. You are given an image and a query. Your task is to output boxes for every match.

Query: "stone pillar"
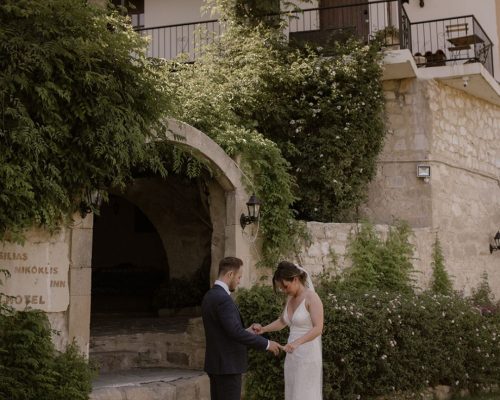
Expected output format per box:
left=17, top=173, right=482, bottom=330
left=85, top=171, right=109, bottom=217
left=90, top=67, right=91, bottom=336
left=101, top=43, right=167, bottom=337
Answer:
left=68, top=214, right=94, bottom=355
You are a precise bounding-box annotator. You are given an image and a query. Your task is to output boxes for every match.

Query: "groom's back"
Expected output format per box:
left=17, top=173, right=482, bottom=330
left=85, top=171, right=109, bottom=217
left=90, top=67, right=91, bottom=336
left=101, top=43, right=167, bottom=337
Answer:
left=201, top=285, right=249, bottom=374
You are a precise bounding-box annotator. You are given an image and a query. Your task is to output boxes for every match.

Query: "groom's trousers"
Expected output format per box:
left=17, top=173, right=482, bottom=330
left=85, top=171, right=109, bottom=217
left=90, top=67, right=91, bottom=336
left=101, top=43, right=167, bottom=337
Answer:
left=208, top=373, right=242, bottom=400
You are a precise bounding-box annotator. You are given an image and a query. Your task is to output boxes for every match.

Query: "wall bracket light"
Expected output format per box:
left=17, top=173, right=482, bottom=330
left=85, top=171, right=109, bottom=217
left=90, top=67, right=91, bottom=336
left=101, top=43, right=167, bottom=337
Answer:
left=240, top=194, right=262, bottom=230
left=490, top=231, right=500, bottom=254
left=417, top=164, right=431, bottom=183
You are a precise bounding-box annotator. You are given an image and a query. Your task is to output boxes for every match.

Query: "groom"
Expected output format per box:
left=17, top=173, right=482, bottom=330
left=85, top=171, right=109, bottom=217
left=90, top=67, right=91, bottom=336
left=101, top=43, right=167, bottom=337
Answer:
left=201, top=256, right=281, bottom=400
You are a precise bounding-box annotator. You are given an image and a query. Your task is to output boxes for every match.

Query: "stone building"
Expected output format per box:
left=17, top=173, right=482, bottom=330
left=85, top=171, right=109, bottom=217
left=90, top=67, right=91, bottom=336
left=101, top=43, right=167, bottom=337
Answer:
left=2, top=2, right=500, bottom=398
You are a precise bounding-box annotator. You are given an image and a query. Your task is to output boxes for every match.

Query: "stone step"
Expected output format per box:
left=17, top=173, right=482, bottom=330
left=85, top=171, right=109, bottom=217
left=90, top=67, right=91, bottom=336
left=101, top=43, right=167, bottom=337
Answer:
left=90, top=316, right=205, bottom=373
left=90, top=367, right=209, bottom=400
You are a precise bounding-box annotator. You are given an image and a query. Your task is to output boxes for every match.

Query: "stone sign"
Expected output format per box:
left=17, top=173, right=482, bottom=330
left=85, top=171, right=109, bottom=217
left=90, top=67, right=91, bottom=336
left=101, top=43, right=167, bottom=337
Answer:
left=0, top=240, right=69, bottom=312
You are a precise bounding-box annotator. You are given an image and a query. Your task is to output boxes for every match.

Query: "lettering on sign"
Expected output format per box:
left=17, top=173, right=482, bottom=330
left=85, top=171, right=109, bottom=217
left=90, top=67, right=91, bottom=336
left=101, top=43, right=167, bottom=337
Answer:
left=2, top=295, right=46, bottom=306
left=0, top=252, right=28, bottom=261
left=1, top=242, right=70, bottom=312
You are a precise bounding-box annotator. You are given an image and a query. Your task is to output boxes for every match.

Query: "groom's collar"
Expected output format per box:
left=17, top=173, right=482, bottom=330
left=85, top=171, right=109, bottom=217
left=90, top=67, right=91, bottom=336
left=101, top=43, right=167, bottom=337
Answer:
left=214, top=280, right=230, bottom=295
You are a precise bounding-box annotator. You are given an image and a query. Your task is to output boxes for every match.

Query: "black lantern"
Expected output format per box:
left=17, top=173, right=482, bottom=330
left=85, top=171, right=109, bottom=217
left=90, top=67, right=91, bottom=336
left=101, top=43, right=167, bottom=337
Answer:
left=240, top=194, right=261, bottom=230
left=490, top=231, right=500, bottom=254
left=79, top=190, right=103, bottom=218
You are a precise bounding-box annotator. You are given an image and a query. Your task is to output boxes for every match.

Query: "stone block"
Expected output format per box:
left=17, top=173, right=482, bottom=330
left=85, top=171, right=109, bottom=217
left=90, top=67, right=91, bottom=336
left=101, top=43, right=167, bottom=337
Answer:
left=197, top=374, right=210, bottom=400
left=89, top=387, right=125, bottom=400
left=399, top=78, right=414, bottom=93
left=384, top=91, right=396, bottom=100
left=70, top=228, right=93, bottom=268
left=170, top=378, right=197, bottom=400
left=433, top=385, right=451, bottom=400
left=167, top=352, right=189, bottom=366
left=382, top=80, right=399, bottom=91
left=68, top=294, right=91, bottom=355
left=69, top=266, right=91, bottom=296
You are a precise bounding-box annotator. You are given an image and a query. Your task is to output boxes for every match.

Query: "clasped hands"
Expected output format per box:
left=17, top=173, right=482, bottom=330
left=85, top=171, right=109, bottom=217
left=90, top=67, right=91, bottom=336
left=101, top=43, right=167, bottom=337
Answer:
left=246, top=323, right=298, bottom=356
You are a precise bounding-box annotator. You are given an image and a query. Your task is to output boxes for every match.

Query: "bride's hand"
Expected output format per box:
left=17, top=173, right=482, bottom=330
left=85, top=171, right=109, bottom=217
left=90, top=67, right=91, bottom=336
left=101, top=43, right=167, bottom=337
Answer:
left=283, top=342, right=298, bottom=353
left=250, top=323, right=264, bottom=334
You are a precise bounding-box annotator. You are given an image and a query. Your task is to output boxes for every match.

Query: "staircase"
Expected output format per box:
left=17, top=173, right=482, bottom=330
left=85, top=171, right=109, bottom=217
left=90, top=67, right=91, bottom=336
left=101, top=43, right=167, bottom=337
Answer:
left=89, top=315, right=208, bottom=400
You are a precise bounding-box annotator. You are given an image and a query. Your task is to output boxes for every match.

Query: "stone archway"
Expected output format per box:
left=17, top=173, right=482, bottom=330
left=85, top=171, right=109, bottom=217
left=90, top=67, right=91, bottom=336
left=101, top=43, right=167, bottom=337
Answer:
left=67, top=119, right=254, bottom=355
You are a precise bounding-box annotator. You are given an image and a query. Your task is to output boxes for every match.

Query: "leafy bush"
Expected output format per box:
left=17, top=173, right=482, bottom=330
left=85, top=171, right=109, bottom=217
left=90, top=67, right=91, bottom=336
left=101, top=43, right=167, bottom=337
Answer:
left=429, top=236, right=453, bottom=295
left=339, top=221, right=415, bottom=293
left=238, top=285, right=500, bottom=400
left=238, top=223, right=500, bottom=399
left=0, top=0, right=171, bottom=239
left=0, top=307, right=95, bottom=400
left=237, top=285, right=288, bottom=400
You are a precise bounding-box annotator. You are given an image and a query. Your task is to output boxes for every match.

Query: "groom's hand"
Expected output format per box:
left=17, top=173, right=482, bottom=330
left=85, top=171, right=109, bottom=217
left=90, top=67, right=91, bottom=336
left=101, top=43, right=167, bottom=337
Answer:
left=267, top=340, right=281, bottom=356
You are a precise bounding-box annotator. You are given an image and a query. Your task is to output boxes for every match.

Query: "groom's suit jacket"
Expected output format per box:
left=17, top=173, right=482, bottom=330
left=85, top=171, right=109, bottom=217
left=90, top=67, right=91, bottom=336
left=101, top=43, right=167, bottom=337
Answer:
left=202, top=284, right=268, bottom=375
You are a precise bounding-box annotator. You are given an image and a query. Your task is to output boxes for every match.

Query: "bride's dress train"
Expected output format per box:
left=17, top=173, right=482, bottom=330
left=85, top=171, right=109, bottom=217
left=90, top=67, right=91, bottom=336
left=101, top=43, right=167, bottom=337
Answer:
left=283, top=298, right=322, bottom=400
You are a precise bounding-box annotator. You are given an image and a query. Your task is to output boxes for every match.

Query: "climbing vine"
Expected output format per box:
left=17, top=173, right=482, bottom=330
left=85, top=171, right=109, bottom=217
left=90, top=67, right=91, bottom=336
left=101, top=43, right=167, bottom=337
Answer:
left=166, top=0, right=386, bottom=265
left=0, top=0, right=171, bottom=240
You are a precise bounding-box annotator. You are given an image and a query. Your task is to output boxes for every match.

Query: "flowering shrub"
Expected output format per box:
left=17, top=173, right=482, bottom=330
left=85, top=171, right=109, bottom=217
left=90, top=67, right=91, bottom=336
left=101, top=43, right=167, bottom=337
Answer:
left=238, top=285, right=500, bottom=400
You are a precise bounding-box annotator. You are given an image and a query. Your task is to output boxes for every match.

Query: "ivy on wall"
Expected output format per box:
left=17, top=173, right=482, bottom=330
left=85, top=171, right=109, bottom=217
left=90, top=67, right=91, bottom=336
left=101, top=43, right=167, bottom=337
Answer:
left=166, top=0, right=386, bottom=264
left=0, top=0, right=171, bottom=240
left=0, top=0, right=386, bottom=269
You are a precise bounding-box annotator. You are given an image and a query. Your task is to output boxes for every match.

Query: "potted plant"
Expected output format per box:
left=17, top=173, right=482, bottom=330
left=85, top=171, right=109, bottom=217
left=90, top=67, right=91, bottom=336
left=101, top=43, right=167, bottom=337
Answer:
left=374, top=25, right=400, bottom=48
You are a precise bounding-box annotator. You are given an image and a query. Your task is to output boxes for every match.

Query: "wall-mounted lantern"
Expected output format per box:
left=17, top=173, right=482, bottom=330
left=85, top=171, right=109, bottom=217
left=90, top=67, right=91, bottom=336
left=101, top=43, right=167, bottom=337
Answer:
left=417, top=164, right=431, bottom=183
left=490, top=231, right=500, bottom=254
left=79, top=190, right=103, bottom=218
left=240, top=194, right=261, bottom=230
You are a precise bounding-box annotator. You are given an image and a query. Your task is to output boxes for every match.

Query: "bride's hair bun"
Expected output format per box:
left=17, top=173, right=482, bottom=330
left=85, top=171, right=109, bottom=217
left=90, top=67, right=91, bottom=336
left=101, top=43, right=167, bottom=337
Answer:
left=272, top=261, right=308, bottom=291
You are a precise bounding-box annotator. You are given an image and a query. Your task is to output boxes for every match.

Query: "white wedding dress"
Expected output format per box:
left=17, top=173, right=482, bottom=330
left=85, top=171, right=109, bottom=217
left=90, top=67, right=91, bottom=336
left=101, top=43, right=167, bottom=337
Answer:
left=283, top=298, right=322, bottom=400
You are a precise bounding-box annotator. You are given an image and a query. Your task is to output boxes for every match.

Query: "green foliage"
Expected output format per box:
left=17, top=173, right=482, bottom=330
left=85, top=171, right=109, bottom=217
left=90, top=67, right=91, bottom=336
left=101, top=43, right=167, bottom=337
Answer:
left=167, top=24, right=300, bottom=266
left=167, top=5, right=385, bottom=264
left=0, top=307, right=95, bottom=400
left=430, top=235, right=454, bottom=295
left=342, top=221, right=415, bottom=293
left=255, top=40, right=385, bottom=222
left=236, top=285, right=288, bottom=400
left=0, top=0, right=171, bottom=238
left=470, top=272, right=496, bottom=314
left=238, top=283, right=500, bottom=400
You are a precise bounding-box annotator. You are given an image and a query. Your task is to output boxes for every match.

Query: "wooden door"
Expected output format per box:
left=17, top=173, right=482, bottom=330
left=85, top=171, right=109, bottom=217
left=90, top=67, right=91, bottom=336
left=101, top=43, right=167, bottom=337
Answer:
left=320, top=0, right=369, bottom=43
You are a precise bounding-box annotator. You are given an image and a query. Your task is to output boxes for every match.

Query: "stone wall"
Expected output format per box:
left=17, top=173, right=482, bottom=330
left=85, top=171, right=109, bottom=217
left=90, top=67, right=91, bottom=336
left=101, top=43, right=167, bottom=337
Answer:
left=363, top=77, right=500, bottom=297
left=294, top=222, right=434, bottom=290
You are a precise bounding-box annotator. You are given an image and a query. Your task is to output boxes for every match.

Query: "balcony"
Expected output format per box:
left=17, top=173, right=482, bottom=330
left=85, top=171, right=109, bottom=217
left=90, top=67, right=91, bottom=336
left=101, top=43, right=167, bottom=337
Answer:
left=405, top=14, right=494, bottom=76
left=135, top=1, right=494, bottom=77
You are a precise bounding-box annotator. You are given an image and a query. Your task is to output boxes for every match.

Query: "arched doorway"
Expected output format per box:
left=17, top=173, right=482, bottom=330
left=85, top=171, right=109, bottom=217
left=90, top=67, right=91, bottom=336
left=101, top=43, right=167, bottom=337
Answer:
left=90, top=173, right=213, bottom=317
left=68, top=119, right=255, bottom=359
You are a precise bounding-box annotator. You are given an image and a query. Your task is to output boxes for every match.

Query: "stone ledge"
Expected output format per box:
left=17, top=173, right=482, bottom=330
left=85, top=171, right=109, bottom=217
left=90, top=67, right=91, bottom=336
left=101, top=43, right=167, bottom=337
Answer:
left=90, top=368, right=209, bottom=400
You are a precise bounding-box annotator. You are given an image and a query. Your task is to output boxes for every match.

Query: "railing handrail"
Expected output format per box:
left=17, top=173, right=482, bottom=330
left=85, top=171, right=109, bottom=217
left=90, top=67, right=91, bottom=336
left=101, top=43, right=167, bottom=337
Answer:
left=408, top=14, right=494, bottom=52
left=134, top=0, right=494, bottom=77
left=135, top=18, right=219, bottom=32
left=409, top=14, right=474, bottom=25
left=278, top=0, right=397, bottom=14
left=135, top=0, right=399, bottom=33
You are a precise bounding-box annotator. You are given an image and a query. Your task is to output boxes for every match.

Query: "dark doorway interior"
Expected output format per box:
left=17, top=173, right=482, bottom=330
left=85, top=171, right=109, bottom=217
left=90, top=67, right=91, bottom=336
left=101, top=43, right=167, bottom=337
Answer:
left=90, top=175, right=213, bottom=319
left=91, top=195, right=168, bottom=315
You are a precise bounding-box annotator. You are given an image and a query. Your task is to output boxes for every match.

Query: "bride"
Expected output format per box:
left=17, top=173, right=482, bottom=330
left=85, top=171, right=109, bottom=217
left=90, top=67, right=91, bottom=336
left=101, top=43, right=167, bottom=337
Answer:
left=252, top=261, right=324, bottom=400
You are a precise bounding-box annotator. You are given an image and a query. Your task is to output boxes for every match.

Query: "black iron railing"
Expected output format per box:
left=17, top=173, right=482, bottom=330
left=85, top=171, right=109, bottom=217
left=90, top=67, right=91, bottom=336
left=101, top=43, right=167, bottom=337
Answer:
left=136, top=0, right=403, bottom=60
left=136, top=19, right=222, bottom=60
left=286, top=0, right=404, bottom=48
left=135, top=1, right=494, bottom=76
left=405, top=13, right=494, bottom=76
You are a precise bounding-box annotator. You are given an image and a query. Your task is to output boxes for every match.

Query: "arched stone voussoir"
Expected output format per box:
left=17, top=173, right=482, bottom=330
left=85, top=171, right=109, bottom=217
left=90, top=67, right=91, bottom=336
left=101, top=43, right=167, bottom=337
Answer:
left=161, top=118, right=245, bottom=192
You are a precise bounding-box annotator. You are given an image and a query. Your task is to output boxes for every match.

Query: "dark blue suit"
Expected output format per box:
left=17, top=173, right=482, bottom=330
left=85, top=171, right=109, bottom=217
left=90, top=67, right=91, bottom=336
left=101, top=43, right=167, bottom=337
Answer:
left=202, top=284, right=268, bottom=400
